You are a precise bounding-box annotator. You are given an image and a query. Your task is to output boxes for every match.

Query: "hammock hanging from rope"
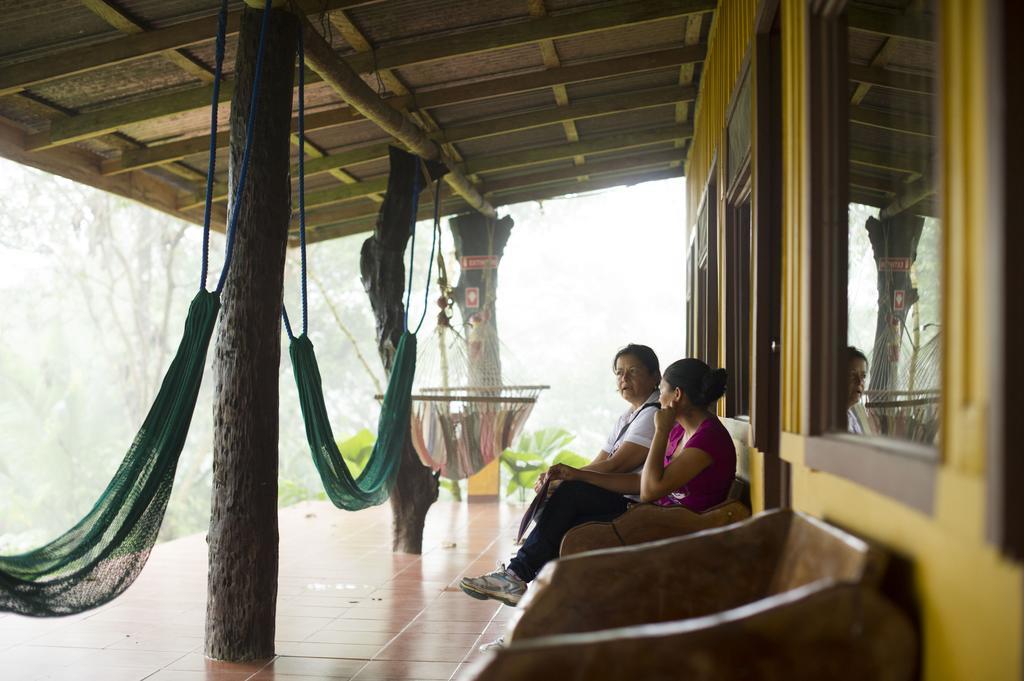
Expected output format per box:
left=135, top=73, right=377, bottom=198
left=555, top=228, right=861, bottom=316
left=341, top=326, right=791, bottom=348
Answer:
left=0, top=0, right=270, bottom=617
left=283, top=34, right=446, bottom=509
left=407, top=222, right=547, bottom=480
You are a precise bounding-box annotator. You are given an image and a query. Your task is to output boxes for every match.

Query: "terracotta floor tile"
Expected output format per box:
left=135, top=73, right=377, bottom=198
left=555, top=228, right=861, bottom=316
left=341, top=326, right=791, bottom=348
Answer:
left=145, top=671, right=254, bottom=681
left=373, top=643, right=472, bottom=663
left=1, top=501, right=526, bottom=681
left=350, top=660, right=459, bottom=680
left=256, top=655, right=366, bottom=678
left=274, top=641, right=381, bottom=660
left=167, top=652, right=272, bottom=673
left=302, top=630, right=397, bottom=646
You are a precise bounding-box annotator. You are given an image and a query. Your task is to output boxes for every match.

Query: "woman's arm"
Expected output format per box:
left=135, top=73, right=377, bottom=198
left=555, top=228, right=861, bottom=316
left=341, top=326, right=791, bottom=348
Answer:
left=582, top=441, right=649, bottom=474
left=639, top=409, right=712, bottom=503
left=547, top=464, right=641, bottom=494
left=638, top=444, right=712, bottom=501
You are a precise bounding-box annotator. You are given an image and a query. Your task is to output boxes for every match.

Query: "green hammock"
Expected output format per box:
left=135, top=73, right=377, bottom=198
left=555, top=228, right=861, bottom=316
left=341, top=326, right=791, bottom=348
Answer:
left=288, top=331, right=417, bottom=510
left=0, top=293, right=219, bottom=616
left=285, top=38, right=446, bottom=508
left=0, top=0, right=271, bottom=616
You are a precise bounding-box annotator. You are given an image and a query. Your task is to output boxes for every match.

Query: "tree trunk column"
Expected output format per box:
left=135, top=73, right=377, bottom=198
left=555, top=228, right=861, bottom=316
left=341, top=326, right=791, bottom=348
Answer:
left=206, top=6, right=298, bottom=662
left=451, top=213, right=515, bottom=390
left=865, top=212, right=924, bottom=393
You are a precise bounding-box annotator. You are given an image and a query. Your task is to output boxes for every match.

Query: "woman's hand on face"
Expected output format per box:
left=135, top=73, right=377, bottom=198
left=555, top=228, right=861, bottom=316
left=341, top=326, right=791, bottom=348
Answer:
left=546, top=463, right=577, bottom=482
left=654, top=406, right=676, bottom=432
left=533, top=470, right=549, bottom=493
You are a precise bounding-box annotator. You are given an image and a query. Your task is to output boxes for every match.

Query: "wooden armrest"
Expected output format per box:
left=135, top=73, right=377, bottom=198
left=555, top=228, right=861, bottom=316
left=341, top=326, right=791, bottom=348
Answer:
left=510, top=511, right=789, bottom=641
left=560, top=500, right=751, bottom=557
left=464, top=584, right=915, bottom=681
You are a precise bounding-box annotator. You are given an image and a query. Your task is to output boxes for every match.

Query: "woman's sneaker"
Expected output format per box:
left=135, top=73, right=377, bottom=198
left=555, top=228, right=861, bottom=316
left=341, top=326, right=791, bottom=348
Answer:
left=459, top=565, right=526, bottom=606
left=478, top=636, right=505, bottom=652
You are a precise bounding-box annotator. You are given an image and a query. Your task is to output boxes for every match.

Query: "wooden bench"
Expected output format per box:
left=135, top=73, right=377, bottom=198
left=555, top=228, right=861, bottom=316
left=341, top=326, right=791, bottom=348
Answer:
left=559, top=479, right=751, bottom=556
left=461, top=510, right=914, bottom=681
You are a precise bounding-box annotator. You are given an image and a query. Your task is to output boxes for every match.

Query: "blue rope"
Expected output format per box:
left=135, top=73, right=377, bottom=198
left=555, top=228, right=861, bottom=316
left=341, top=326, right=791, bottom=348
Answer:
left=411, top=180, right=442, bottom=335
left=282, top=305, right=295, bottom=340
left=214, top=0, right=274, bottom=294
left=199, top=0, right=229, bottom=291
left=402, top=165, right=422, bottom=331
left=297, top=28, right=308, bottom=338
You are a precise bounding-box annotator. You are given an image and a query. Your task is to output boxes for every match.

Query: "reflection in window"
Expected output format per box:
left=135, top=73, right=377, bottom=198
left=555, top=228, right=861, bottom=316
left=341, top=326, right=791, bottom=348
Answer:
left=846, top=0, right=940, bottom=445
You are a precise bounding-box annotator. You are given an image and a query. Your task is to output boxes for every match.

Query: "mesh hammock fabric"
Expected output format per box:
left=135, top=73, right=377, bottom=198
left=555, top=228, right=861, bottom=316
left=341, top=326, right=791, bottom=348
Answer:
left=407, top=250, right=546, bottom=480
left=284, top=38, right=446, bottom=509
left=0, top=0, right=270, bottom=616
left=0, top=293, right=219, bottom=616
left=409, top=320, right=545, bottom=480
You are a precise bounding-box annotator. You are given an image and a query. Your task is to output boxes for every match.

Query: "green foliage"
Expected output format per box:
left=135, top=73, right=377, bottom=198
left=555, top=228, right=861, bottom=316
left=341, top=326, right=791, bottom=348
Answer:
left=499, top=428, right=587, bottom=502
left=335, top=428, right=376, bottom=477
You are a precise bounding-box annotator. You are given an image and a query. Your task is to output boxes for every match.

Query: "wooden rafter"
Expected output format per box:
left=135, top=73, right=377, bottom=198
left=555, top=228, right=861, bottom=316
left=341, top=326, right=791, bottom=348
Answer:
left=850, top=105, right=932, bottom=137
left=0, top=0, right=380, bottom=97
left=297, top=12, right=495, bottom=218
left=19, top=0, right=713, bottom=151
left=482, top=147, right=684, bottom=194
left=848, top=64, right=934, bottom=95
left=102, top=46, right=705, bottom=175
left=847, top=4, right=934, bottom=43
left=301, top=165, right=685, bottom=244
left=181, top=84, right=696, bottom=207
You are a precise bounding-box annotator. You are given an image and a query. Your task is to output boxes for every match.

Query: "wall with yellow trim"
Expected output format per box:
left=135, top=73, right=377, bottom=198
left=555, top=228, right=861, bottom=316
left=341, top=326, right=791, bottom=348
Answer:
left=775, top=1, right=1021, bottom=679
left=686, top=1, right=1022, bottom=678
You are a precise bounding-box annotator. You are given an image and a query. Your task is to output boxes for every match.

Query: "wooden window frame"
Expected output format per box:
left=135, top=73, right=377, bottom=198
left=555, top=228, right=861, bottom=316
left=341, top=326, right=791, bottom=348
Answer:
left=752, top=0, right=788, bottom=507
left=723, top=55, right=754, bottom=422
left=986, top=0, right=1023, bottom=559
left=695, top=163, right=719, bottom=365
left=803, top=0, right=938, bottom=515
left=687, top=238, right=697, bottom=358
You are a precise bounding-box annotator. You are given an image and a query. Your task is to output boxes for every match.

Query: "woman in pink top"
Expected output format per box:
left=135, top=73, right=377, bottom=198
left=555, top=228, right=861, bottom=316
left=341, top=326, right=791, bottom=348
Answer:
left=642, top=358, right=735, bottom=511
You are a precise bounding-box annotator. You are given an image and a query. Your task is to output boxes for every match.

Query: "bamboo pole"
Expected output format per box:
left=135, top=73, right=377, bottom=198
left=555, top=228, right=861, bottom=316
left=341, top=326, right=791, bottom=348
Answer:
left=296, top=14, right=496, bottom=218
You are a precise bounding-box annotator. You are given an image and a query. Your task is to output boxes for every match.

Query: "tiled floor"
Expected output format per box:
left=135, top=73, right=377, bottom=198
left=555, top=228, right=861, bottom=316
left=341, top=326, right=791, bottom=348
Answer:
left=0, top=500, right=524, bottom=680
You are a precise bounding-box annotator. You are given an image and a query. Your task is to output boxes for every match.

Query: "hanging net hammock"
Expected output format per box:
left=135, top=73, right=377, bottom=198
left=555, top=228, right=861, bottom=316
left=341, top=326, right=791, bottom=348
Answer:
left=406, top=243, right=547, bottom=480
left=0, top=0, right=267, bottom=616
left=864, top=323, right=941, bottom=444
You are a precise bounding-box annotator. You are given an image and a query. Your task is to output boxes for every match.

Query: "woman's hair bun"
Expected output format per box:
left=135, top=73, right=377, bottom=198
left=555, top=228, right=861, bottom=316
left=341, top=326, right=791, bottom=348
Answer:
left=700, top=368, right=728, bottom=404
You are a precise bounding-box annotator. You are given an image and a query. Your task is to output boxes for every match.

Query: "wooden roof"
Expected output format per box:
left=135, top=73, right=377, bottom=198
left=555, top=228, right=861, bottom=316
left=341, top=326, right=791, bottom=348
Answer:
left=0, top=0, right=714, bottom=243
left=0, top=1, right=937, bottom=242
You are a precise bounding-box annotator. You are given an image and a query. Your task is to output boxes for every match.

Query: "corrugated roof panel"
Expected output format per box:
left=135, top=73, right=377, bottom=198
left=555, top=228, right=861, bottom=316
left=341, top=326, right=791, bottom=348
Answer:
left=553, top=16, right=690, bottom=62
left=29, top=55, right=201, bottom=112
left=574, top=105, right=677, bottom=136
left=0, top=2, right=119, bottom=65
left=392, top=44, right=545, bottom=89
left=449, top=122, right=567, bottom=158
left=564, top=67, right=682, bottom=100
left=428, top=89, right=559, bottom=126
left=346, top=0, right=530, bottom=45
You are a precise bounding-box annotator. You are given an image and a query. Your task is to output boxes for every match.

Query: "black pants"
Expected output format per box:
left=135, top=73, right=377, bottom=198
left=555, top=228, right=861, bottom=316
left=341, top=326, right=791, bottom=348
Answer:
left=508, top=480, right=629, bottom=582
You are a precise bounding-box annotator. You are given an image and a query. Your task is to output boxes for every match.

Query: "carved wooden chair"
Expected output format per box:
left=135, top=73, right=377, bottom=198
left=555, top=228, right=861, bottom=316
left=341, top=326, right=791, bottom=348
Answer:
left=461, top=510, right=915, bottom=681
left=559, top=478, right=751, bottom=557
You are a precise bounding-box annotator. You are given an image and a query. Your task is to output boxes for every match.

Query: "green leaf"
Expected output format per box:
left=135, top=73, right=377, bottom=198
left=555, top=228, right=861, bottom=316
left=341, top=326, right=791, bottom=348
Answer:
left=552, top=450, right=589, bottom=468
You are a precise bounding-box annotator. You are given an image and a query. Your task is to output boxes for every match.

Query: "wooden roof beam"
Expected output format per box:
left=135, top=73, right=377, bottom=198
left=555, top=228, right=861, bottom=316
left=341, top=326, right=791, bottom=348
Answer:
left=180, top=86, right=695, bottom=208
left=850, top=105, right=932, bottom=137
left=302, top=165, right=684, bottom=244
left=0, top=0, right=380, bottom=97
left=847, top=4, right=934, bottom=43
left=273, top=125, right=688, bottom=215
left=481, top=147, right=684, bottom=194
left=294, top=124, right=691, bottom=212
left=26, top=0, right=712, bottom=151
left=297, top=13, right=495, bottom=218
left=848, top=64, right=934, bottom=95
left=850, top=146, right=931, bottom=175
left=103, top=46, right=704, bottom=174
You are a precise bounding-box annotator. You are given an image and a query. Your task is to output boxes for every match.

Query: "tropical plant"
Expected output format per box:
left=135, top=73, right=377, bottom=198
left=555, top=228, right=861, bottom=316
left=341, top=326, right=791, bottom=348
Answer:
left=499, top=428, right=589, bottom=501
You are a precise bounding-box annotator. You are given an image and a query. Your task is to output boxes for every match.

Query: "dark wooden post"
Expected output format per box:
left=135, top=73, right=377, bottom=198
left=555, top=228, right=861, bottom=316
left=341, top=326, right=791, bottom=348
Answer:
left=450, top=213, right=514, bottom=390
left=361, top=148, right=443, bottom=554
left=205, top=5, right=297, bottom=661
left=864, top=212, right=924, bottom=393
